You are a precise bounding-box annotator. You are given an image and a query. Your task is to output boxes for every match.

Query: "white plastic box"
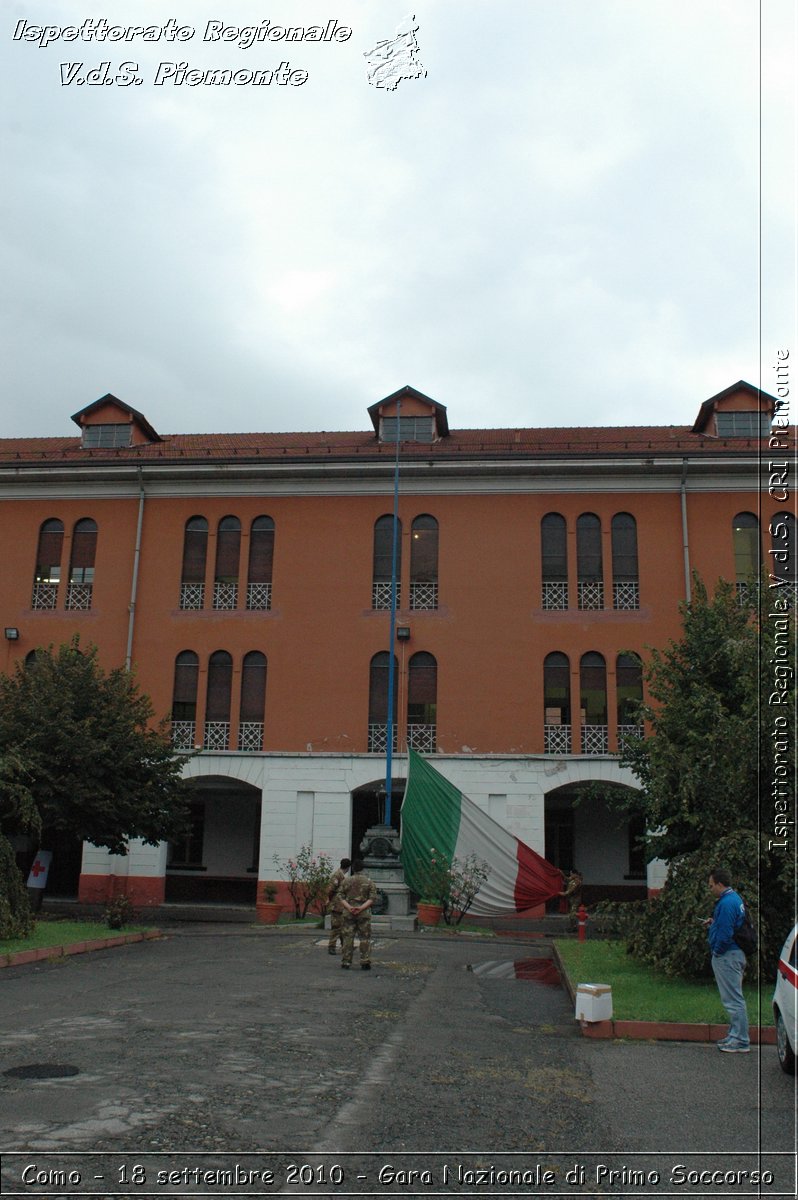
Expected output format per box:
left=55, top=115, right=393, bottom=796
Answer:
left=575, top=983, right=613, bottom=1022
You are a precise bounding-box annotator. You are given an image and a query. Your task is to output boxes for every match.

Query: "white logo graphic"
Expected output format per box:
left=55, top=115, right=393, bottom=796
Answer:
left=364, top=13, right=427, bottom=91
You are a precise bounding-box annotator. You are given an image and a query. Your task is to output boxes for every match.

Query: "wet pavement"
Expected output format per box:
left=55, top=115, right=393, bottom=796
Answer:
left=0, top=927, right=793, bottom=1197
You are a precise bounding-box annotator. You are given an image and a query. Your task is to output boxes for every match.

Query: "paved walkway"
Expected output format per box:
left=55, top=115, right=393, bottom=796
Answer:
left=0, top=928, right=793, bottom=1196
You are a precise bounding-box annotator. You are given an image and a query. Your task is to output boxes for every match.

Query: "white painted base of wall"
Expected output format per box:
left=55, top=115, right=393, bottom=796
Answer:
left=81, top=751, right=656, bottom=895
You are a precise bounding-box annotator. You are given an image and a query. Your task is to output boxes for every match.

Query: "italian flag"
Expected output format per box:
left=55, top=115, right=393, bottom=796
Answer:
left=400, top=750, right=564, bottom=914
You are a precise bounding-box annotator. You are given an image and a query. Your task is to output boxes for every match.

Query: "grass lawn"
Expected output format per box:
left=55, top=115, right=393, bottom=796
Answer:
left=0, top=920, right=154, bottom=958
left=555, top=939, right=773, bottom=1026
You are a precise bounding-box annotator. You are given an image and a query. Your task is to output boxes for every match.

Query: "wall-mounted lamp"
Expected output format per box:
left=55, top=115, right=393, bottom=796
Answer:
left=4, top=628, right=19, bottom=641
left=396, top=626, right=411, bottom=641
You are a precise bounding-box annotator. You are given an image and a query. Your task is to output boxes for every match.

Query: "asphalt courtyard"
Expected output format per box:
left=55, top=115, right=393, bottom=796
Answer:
left=0, top=926, right=794, bottom=1198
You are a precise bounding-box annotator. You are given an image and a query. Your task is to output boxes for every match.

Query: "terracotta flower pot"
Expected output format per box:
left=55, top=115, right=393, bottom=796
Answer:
left=416, top=902, right=443, bottom=926
left=256, top=902, right=282, bottom=925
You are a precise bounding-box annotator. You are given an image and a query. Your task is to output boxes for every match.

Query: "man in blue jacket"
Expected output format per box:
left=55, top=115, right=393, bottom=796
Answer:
left=706, top=867, right=750, bottom=1053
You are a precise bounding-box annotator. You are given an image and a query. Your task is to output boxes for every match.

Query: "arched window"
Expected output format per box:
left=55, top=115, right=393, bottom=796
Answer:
left=368, top=651, right=398, bottom=752
left=577, top=514, right=603, bottom=609
left=66, top=518, right=97, bottom=610
left=373, top=515, right=402, bottom=609
left=580, top=652, right=607, bottom=754
left=541, top=514, right=568, bottom=609
left=204, top=650, right=232, bottom=750
left=213, top=516, right=241, bottom=609
left=247, top=516, right=274, bottom=610
left=611, top=513, right=639, bottom=609
left=770, top=511, right=796, bottom=605
left=171, top=651, right=199, bottom=750
left=410, top=515, right=438, bottom=610
left=544, top=652, right=571, bottom=754
left=32, top=519, right=64, bottom=609
left=407, top=652, right=437, bottom=751
left=240, top=651, right=267, bottom=751
left=616, top=653, right=644, bottom=746
left=180, top=517, right=208, bottom=609
left=732, top=512, right=759, bottom=605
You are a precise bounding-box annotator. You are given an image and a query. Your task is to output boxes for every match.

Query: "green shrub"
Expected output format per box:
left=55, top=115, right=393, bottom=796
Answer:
left=625, top=831, right=770, bottom=981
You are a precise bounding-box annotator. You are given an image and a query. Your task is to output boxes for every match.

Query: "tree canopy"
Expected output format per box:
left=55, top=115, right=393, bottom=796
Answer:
left=618, top=577, right=794, bottom=978
left=0, top=639, right=190, bottom=855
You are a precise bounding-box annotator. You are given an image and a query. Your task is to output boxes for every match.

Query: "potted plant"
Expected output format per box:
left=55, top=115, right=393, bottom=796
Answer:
left=256, top=882, right=283, bottom=925
left=415, top=848, right=451, bottom=926
left=416, top=898, right=445, bottom=926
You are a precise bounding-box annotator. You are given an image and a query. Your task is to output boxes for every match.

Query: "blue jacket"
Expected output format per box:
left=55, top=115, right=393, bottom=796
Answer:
left=708, top=887, right=745, bottom=956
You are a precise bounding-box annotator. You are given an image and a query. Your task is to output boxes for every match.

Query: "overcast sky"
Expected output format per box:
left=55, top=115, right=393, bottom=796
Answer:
left=1, top=0, right=794, bottom=437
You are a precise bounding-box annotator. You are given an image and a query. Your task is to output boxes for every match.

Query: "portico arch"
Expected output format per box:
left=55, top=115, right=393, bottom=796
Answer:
left=544, top=779, right=644, bottom=905
left=165, top=773, right=262, bottom=904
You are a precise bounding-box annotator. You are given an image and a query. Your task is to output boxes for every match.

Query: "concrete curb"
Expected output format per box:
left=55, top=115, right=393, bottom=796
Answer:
left=550, top=943, right=775, bottom=1044
left=0, top=929, right=163, bottom=970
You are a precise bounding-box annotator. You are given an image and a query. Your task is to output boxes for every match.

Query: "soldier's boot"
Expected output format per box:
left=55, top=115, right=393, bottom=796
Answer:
left=361, top=963, right=371, bottom=970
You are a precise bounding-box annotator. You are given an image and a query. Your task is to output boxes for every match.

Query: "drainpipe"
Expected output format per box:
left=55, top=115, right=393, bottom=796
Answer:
left=680, top=458, right=691, bottom=603
left=125, top=469, right=146, bottom=670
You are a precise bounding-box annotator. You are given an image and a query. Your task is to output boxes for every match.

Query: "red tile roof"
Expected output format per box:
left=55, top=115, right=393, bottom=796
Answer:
left=0, top=423, right=764, bottom=465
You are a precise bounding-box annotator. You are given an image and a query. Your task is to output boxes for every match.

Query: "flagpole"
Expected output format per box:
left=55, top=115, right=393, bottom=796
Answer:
left=384, top=398, right=401, bottom=828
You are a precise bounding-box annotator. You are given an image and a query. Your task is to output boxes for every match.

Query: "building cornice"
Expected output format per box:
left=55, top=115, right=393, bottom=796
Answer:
left=0, top=452, right=760, bottom=500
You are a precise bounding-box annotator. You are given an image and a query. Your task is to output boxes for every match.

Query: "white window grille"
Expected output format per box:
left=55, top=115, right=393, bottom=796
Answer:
left=407, top=723, right=436, bottom=752
left=735, top=581, right=760, bottom=608
left=372, top=582, right=400, bottom=610
left=368, top=723, right=398, bottom=753
left=180, top=583, right=204, bottom=610
left=65, top=583, right=93, bottom=610
left=780, top=583, right=798, bottom=608
left=542, top=582, right=568, bottom=610
left=246, top=582, right=272, bottom=611
left=613, top=582, right=640, bottom=610
left=171, top=721, right=196, bottom=751
left=618, top=724, right=644, bottom=748
left=203, top=721, right=230, bottom=751
left=31, top=582, right=58, bottom=610
left=410, top=582, right=438, bottom=610
left=213, top=582, right=238, bottom=610
left=581, top=724, right=609, bottom=754
left=544, top=724, right=572, bottom=754
left=578, top=581, right=604, bottom=610
left=238, top=721, right=264, bottom=751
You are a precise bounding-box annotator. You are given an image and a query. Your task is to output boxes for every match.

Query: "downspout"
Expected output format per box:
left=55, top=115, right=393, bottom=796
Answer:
left=680, top=458, right=691, bottom=603
left=125, top=468, right=146, bottom=670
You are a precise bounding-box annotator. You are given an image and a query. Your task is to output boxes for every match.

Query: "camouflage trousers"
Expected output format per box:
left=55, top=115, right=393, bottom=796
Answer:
left=328, top=910, right=344, bottom=950
left=341, top=913, right=371, bottom=966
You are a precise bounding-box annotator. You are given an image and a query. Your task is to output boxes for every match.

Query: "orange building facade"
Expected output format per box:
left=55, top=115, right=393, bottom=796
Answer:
left=0, top=382, right=782, bottom=911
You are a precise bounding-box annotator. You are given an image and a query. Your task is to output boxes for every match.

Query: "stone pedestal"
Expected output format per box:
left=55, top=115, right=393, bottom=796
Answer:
left=359, top=823, right=416, bottom=931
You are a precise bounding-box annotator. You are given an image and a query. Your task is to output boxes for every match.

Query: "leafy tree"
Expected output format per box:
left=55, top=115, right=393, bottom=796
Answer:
left=0, top=638, right=190, bottom=856
left=617, top=577, right=794, bottom=979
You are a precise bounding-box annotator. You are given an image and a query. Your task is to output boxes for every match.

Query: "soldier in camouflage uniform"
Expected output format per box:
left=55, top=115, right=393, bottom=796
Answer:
left=339, top=859, right=377, bottom=970
left=327, top=858, right=351, bottom=954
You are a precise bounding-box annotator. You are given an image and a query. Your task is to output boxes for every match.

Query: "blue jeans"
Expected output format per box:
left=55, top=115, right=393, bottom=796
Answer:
left=712, top=947, right=749, bottom=1045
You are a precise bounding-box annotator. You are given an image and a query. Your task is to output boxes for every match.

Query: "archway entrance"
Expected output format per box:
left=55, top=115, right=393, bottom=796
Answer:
left=544, top=781, right=645, bottom=907
left=165, top=775, right=261, bottom=904
left=350, top=779, right=404, bottom=862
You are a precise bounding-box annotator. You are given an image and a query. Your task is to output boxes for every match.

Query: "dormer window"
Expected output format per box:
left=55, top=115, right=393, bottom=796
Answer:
left=715, top=412, right=772, bottom=438
left=81, top=423, right=132, bottom=449
left=380, top=415, right=435, bottom=444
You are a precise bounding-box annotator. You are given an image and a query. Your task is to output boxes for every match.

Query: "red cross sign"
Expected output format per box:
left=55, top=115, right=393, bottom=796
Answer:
left=27, top=850, right=52, bottom=888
